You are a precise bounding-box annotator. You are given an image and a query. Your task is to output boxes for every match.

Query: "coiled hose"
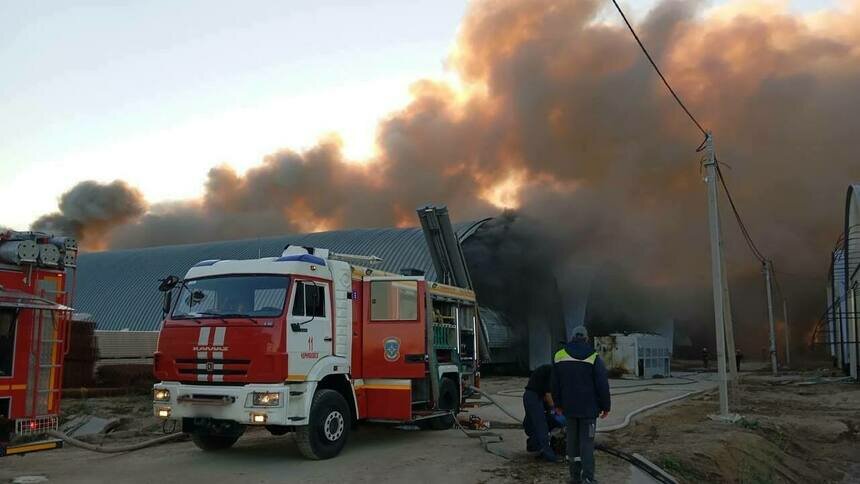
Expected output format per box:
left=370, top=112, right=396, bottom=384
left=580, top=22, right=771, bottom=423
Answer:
left=47, top=429, right=187, bottom=453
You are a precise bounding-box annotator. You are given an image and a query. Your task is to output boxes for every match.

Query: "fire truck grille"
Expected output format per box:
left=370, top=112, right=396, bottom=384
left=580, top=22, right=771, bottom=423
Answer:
left=15, top=415, right=58, bottom=435
left=174, top=358, right=251, bottom=365
left=178, top=368, right=247, bottom=376
left=174, top=358, right=251, bottom=379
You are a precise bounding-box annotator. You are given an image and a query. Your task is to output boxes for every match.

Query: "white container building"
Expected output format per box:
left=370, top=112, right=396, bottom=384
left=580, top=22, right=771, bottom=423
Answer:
left=594, top=333, right=672, bottom=378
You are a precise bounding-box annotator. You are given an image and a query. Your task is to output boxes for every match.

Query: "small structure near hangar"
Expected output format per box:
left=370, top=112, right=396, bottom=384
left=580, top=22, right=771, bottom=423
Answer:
left=594, top=333, right=671, bottom=378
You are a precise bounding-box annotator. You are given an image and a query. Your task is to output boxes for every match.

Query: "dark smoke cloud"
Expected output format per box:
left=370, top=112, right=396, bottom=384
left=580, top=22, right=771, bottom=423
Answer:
left=31, top=180, right=146, bottom=249
left=29, top=0, right=860, bottom=350
left=107, top=137, right=497, bottom=248
left=463, top=212, right=567, bottom=368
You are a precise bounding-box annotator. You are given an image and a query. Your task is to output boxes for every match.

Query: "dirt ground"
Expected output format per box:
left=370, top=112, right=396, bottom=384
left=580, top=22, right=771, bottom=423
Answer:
left=493, top=367, right=860, bottom=484
left=59, top=392, right=167, bottom=440
left=50, top=391, right=635, bottom=483
left=476, top=451, right=631, bottom=484
left=4, top=368, right=859, bottom=484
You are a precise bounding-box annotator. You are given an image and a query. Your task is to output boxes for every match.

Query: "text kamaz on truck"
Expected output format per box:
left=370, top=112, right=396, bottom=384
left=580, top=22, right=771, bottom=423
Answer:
left=152, top=245, right=481, bottom=459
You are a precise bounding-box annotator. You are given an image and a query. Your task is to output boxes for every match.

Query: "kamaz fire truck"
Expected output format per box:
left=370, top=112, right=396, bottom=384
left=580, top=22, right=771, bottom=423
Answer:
left=0, top=232, right=76, bottom=457
left=153, top=209, right=483, bottom=459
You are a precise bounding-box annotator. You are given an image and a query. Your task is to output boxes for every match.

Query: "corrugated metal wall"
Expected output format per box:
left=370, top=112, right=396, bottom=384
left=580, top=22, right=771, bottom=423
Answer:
left=481, top=307, right=515, bottom=349
left=95, top=331, right=159, bottom=360
left=74, top=221, right=489, bottom=332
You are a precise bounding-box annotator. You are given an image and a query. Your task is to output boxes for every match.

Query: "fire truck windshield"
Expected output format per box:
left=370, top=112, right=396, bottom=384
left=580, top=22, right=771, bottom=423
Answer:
left=171, top=275, right=290, bottom=320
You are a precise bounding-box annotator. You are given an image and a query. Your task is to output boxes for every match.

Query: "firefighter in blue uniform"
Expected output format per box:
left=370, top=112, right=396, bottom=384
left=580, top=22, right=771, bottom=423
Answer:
left=552, top=326, right=611, bottom=484
left=522, top=363, right=560, bottom=462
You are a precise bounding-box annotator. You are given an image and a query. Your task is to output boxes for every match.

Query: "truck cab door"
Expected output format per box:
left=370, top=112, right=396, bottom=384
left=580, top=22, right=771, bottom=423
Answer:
left=361, top=277, right=426, bottom=379
left=286, top=279, right=332, bottom=380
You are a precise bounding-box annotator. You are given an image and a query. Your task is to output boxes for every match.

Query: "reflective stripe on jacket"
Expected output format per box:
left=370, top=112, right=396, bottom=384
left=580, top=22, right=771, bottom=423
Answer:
left=554, top=348, right=597, bottom=365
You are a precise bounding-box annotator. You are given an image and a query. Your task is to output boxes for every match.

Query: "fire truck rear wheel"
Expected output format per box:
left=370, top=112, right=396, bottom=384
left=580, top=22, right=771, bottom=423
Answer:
left=191, top=432, right=240, bottom=451
left=295, top=389, right=351, bottom=460
left=426, top=377, right=459, bottom=430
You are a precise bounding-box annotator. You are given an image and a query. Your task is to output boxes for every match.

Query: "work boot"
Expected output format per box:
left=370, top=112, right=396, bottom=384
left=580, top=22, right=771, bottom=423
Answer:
left=538, top=449, right=562, bottom=463
left=526, top=438, right=539, bottom=452
left=571, top=462, right=582, bottom=480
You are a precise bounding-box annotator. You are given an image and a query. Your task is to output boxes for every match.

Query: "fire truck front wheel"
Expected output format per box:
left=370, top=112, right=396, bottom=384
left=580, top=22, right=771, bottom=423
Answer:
left=295, top=389, right=351, bottom=460
left=191, top=432, right=241, bottom=451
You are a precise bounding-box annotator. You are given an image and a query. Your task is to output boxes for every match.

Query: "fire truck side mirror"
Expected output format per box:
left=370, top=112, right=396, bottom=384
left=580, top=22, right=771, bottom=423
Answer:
left=162, top=291, right=172, bottom=316
left=158, top=275, right=180, bottom=292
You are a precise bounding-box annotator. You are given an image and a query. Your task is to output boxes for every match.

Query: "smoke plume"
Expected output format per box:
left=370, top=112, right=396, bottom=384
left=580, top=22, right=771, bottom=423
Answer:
left=31, top=180, right=146, bottom=250
left=29, top=0, right=860, bottom=349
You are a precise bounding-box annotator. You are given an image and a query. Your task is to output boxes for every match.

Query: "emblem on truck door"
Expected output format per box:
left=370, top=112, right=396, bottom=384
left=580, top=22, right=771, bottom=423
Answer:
left=301, top=336, right=319, bottom=359
left=383, top=337, right=401, bottom=362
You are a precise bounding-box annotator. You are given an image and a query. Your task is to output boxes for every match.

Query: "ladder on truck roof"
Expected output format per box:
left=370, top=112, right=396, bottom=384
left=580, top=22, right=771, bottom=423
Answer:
left=417, top=206, right=473, bottom=289
left=417, top=206, right=490, bottom=360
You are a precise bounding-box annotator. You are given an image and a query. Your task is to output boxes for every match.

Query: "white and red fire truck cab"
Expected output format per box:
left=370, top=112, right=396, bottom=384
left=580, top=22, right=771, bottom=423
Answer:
left=153, top=246, right=480, bottom=459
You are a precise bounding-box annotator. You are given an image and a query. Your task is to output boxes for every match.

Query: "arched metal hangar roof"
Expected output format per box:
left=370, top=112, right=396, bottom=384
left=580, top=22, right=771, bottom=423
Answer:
left=74, top=220, right=490, bottom=331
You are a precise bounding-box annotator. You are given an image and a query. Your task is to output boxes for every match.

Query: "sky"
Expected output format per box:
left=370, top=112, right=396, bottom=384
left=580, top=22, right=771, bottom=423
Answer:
left=0, top=0, right=839, bottom=230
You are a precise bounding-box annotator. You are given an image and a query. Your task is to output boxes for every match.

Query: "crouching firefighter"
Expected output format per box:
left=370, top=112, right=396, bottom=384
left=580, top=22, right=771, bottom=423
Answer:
left=522, top=364, right=561, bottom=462
left=552, top=326, right=611, bottom=484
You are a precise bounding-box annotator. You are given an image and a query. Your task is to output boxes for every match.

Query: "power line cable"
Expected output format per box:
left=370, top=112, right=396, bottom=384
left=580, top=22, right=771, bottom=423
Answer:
left=609, top=0, right=816, bottom=296
left=608, top=1, right=835, bottom=354
left=610, top=0, right=765, bottom=258
left=609, top=0, right=707, bottom=136
left=715, top=162, right=767, bottom=263
left=608, top=0, right=771, bottom=267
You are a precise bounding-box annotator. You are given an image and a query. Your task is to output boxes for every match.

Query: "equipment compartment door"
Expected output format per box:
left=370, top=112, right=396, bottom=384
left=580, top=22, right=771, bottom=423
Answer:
left=361, top=277, right=426, bottom=378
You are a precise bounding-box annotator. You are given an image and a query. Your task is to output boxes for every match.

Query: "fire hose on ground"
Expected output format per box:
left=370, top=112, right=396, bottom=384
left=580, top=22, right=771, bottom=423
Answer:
left=463, top=386, right=696, bottom=484
left=493, top=374, right=701, bottom=396
left=46, top=429, right=187, bottom=454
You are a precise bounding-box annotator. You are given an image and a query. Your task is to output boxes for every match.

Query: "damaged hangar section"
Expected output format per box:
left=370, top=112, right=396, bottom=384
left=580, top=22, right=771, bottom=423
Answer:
left=74, top=214, right=566, bottom=371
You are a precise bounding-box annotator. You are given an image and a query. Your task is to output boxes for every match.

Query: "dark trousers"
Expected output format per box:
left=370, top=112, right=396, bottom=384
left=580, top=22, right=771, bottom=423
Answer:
left=566, top=417, right=596, bottom=482
left=522, top=389, right=549, bottom=452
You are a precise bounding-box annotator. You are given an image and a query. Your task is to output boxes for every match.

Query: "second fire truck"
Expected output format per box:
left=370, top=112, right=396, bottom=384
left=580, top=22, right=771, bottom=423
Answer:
left=0, top=231, right=76, bottom=457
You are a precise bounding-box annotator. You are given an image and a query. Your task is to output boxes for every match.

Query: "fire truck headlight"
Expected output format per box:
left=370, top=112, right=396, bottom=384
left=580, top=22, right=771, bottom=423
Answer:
left=153, top=388, right=171, bottom=402
left=251, top=392, right=281, bottom=407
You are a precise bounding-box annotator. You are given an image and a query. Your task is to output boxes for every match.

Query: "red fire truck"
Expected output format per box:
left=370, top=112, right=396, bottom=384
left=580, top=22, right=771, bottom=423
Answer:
left=0, top=232, right=76, bottom=457
left=153, top=244, right=481, bottom=459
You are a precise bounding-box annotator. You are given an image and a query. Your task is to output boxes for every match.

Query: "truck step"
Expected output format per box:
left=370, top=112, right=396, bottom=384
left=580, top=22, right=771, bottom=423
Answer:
left=0, top=438, right=63, bottom=457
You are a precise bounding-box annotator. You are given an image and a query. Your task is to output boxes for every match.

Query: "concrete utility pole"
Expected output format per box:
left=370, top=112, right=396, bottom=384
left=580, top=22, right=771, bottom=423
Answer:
left=763, top=260, right=779, bottom=376
left=782, top=299, right=791, bottom=368
left=703, top=133, right=731, bottom=417
left=721, top=245, right=739, bottom=379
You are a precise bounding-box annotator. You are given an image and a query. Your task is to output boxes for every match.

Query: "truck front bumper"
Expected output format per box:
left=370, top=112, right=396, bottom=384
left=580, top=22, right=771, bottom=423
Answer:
left=153, top=382, right=308, bottom=427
